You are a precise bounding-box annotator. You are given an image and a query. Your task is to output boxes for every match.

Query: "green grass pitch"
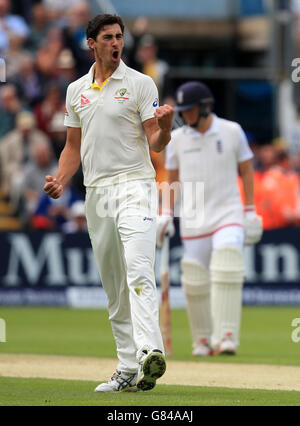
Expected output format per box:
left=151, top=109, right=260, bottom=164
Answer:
left=1, top=306, right=300, bottom=406
left=1, top=377, right=300, bottom=406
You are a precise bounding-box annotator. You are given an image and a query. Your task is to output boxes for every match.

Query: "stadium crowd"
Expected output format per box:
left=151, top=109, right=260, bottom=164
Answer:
left=0, top=0, right=300, bottom=232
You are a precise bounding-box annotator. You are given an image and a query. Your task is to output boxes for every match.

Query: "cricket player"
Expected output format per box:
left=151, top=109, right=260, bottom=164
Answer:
left=157, top=81, right=262, bottom=356
left=44, top=14, right=174, bottom=392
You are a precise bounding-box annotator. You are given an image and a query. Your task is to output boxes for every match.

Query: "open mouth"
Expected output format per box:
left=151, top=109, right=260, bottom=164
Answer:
left=112, top=51, right=119, bottom=59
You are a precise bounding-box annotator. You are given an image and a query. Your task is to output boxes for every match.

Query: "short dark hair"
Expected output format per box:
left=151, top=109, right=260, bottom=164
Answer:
left=86, top=14, right=125, bottom=40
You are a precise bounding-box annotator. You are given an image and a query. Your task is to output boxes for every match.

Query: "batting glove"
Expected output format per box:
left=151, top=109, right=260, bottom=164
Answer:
left=244, top=206, right=263, bottom=245
left=156, top=213, right=175, bottom=247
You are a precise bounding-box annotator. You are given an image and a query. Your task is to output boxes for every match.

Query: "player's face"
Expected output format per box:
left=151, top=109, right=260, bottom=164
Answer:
left=181, top=106, right=200, bottom=126
left=89, top=24, right=124, bottom=68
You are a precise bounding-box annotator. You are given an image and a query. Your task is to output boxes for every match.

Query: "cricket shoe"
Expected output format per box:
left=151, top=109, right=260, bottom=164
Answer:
left=94, top=370, right=139, bottom=393
left=192, top=338, right=214, bottom=357
left=215, top=333, right=237, bottom=355
left=136, top=346, right=166, bottom=391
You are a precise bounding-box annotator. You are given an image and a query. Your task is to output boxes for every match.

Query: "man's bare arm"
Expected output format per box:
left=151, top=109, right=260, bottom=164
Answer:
left=239, top=159, right=254, bottom=206
left=143, top=105, right=174, bottom=152
left=160, top=169, right=179, bottom=214
left=44, top=127, right=81, bottom=199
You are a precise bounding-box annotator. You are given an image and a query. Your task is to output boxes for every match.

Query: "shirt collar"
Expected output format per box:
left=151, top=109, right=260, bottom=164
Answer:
left=184, top=114, right=219, bottom=138
left=205, top=114, right=219, bottom=136
left=85, top=60, right=127, bottom=89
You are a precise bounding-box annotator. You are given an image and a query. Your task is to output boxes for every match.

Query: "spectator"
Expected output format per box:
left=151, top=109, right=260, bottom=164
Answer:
left=257, top=149, right=300, bottom=229
left=62, top=1, right=93, bottom=77
left=56, top=48, right=77, bottom=91
left=42, top=0, right=81, bottom=25
left=125, top=16, right=149, bottom=68
left=0, top=110, right=49, bottom=210
left=62, top=200, right=87, bottom=233
left=5, top=32, right=30, bottom=79
left=0, top=84, right=23, bottom=138
left=34, top=83, right=64, bottom=135
left=239, top=144, right=278, bottom=216
left=22, top=138, right=57, bottom=222
left=48, top=111, right=66, bottom=160
left=256, top=144, right=277, bottom=177
left=26, top=2, right=51, bottom=52
left=10, top=0, right=35, bottom=24
left=36, top=27, right=64, bottom=80
left=32, top=181, right=83, bottom=231
left=135, top=34, right=170, bottom=99
left=0, top=0, right=30, bottom=53
left=11, top=53, right=43, bottom=107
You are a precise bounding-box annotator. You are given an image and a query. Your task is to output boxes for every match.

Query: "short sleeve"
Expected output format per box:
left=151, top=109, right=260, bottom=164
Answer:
left=165, top=138, right=179, bottom=170
left=64, top=85, right=81, bottom=128
left=137, top=76, right=159, bottom=123
left=237, top=126, right=254, bottom=163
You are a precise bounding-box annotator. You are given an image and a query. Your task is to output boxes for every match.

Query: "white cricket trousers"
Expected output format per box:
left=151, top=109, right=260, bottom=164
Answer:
left=182, top=226, right=245, bottom=266
left=85, top=180, right=164, bottom=374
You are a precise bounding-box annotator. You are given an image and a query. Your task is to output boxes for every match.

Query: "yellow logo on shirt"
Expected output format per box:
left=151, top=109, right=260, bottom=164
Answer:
left=114, top=88, right=130, bottom=101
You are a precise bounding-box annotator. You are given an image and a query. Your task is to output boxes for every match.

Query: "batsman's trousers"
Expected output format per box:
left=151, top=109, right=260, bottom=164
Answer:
left=85, top=179, right=164, bottom=373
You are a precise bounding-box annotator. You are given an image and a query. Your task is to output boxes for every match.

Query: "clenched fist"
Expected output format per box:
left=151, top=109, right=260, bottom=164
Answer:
left=155, top=104, right=174, bottom=132
left=43, top=175, right=64, bottom=199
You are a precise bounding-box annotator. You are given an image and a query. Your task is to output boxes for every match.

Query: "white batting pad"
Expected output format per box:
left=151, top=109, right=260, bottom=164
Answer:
left=181, top=260, right=212, bottom=345
left=210, top=246, right=244, bottom=348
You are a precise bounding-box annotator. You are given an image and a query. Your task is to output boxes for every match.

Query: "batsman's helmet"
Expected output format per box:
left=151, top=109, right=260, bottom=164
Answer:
left=175, top=81, right=215, bottom=112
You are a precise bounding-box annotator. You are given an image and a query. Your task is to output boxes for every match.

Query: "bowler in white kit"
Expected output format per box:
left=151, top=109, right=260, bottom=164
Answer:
left=157, top=81, right=262, bottom=356
left=44, top=14, right=174, bottom=392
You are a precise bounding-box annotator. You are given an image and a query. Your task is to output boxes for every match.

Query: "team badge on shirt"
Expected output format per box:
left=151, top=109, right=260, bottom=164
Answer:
left=153, top=98, right=158, bottom=108
left=114, top=88, right=130, bottom=103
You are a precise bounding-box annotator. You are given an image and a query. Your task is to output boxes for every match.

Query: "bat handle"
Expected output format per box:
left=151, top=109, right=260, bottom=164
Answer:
left=160, top=235, right=169, bottom=273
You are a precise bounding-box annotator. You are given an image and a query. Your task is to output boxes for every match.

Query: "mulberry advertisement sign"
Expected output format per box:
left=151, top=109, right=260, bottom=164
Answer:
left=1, top=229, right=300, bottom=306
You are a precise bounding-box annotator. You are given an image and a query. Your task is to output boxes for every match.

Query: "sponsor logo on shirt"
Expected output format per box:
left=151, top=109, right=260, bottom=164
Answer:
left=64, top=107, right=69, bottom=116
left=143, top=217, right=153, bottom=222
left=81, top=94, right=91, bottom=106
left=184, top=148, right=202, bottom=154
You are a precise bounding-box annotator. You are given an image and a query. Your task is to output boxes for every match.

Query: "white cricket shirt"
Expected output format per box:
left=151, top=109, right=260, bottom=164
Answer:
left=64, top=60, right=158, bottom=187
left=165, top=115, right=253, bottom=238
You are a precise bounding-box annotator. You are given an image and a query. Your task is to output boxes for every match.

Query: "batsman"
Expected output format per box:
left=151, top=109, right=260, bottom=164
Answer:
left=157, top=81, right=263, bottom=356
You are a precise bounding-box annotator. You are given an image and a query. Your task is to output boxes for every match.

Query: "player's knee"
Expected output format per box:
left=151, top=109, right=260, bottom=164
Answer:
left=210, top=245, right=244, bottom=286
left=181, top=259, right=210, bottom=296
left=126, top=255, right=154, bottom=289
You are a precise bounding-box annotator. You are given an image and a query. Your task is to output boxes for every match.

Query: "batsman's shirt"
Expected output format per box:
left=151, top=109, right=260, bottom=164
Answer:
left=64, top=60, right=157, bottom=187
left=165, top=115, right=253, bottom=239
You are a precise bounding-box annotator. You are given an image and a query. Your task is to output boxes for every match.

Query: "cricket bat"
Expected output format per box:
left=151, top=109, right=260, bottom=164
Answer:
left=159, top=236, right=173, bottom=356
